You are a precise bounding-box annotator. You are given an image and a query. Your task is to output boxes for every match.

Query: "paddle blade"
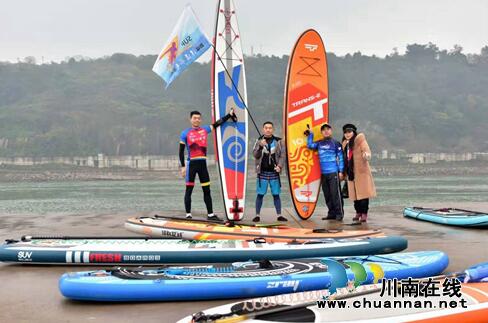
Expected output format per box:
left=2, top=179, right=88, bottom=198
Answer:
left=321, top=259, right=349, bottom=294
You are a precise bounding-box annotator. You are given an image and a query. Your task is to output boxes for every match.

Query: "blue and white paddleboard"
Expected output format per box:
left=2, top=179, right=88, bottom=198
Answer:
left=59, top=251, right=448, bottom=302
left=211, top=0, right=248, bottom=221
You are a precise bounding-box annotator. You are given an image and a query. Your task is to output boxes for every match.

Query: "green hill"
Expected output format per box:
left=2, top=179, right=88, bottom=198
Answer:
left=0, top=43, right=487, bottom=157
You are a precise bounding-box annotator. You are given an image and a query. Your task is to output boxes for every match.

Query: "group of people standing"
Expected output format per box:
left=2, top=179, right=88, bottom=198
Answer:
left=178, top=110, right=376, bottom=224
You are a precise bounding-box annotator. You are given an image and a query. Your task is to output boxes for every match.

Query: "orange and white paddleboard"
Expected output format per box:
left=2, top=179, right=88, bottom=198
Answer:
left=284, top=29, right=329, bottom=219
left=125, top=215, right=385, bottom=242
left=177, top=282, right=488, bottom=323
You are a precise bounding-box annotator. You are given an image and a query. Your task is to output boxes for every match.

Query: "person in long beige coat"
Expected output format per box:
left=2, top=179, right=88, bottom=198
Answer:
left=342, top=124, right=376, bottom=222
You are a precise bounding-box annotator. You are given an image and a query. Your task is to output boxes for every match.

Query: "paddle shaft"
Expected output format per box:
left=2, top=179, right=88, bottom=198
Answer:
left=211, top=44, right=261, bottom=135
left=151, top=215, right=286, bottom=228
left=20, top=235, right=178, bottom=241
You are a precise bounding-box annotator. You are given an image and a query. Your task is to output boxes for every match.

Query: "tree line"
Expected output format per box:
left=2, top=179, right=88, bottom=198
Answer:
left=0, top=43, right=487, bottom=157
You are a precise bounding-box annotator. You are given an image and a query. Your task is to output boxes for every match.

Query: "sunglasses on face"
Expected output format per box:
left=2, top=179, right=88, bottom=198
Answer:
left=344, top=130, right=353, bottom=134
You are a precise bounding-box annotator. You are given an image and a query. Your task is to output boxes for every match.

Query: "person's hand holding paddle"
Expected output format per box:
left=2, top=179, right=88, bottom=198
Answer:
left=229, top=107, right=238, bottom=122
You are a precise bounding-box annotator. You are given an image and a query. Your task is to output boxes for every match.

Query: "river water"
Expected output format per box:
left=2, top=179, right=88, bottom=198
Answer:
left=1, top=175, right=487, bottom=215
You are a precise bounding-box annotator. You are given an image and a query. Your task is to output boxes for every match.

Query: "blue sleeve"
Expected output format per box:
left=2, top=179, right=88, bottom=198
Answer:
left=179, top=130, right=187, bottom=145
left=307, top=133, right=318, bottom=150
left=203, top=125, right=212, bottom=134
left=336, top=141, right=344, bottom=172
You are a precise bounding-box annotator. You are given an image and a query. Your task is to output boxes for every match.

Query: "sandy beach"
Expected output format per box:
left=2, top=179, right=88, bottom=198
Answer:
left=0, top=204, right=487, bottom=323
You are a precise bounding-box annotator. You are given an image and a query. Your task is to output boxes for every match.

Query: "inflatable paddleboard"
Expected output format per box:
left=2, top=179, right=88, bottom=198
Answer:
left=125, top=215, right=384, bottom=241
left=284, top=29, right=329, bottom=220
left=404, top=207, right=488, bottom=228
left=211, top=0, right=248, bottom=221
left=0, top=235, right=407, bottom=265
left=182, top=282, right=488, bottom=323
left=59, top=251, right=446, bottom=302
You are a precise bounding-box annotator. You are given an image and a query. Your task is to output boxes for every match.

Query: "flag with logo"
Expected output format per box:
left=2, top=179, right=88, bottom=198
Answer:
left=152, top=5, right=211, bottom=88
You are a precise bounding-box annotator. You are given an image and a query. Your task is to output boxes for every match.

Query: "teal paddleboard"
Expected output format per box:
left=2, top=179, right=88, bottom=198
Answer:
left=404, top=207, right=488, bottom=228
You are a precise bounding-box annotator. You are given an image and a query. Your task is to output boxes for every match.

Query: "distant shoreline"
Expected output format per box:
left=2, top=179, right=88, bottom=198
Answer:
left=1, top=162, right=488, bottom=182
left=372, top=161, right=488, bottom=176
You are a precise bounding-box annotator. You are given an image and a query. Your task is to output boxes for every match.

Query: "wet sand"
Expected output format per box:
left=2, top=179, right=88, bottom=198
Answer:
left=0, top=204, right=487, bottom=323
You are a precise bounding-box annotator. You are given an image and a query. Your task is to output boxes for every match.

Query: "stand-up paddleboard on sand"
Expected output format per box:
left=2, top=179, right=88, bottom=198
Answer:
left=125, top=215, right=385, bottom=241
left=180, top=282, right=488, bottom=323
left=59, top=251, right=448, bottom=302
left=179, top=262, right=488, bottom=323
left=0, top=235, right=407, bottom=265
left=404, top=207, right=488, bottom=228
left=212, top=0, right=248, bottom=221
left=284, top=29, right=329, bottom=220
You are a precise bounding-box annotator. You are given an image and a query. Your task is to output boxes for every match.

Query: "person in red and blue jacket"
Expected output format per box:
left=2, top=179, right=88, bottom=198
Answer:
left=179, top=109, right=236, bottom=220
left=305, top=123, right=345, bottom=221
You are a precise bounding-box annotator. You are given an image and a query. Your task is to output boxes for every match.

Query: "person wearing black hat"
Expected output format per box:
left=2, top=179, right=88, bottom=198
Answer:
left=342, top=123, right=376, bottom=223
left=305, top=123, right=345, bottom=221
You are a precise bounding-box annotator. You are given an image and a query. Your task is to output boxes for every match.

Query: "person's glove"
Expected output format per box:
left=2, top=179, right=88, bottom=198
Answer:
left=229, top=108, right=238, bottom=122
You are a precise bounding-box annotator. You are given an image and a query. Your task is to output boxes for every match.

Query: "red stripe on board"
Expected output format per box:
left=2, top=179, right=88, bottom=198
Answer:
left=224, top=169, right=245, bottom=199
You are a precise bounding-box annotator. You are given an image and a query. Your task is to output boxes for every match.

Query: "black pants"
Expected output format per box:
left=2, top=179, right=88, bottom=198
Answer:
left=184, top=160, right=213, bottom=214
left=354, top=199, right=369, bottom=214
left=321, top=173, right=344, bottom=219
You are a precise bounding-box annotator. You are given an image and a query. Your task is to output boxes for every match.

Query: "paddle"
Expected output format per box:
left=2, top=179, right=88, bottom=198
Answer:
left=195, top=261, right=488, bottom=323
left=151, top=214, right=289, bottom=228
left=17, top=235, right=176, bottom=242
left=152, top=214, right=225, bottom=224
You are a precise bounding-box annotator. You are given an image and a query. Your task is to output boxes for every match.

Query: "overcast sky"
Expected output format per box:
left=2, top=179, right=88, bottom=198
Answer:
left=1, top=0, right=487, bottom=63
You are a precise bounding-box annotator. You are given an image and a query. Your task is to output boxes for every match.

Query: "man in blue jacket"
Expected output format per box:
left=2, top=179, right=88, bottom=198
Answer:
left=305, top=123, right=345, bottom=220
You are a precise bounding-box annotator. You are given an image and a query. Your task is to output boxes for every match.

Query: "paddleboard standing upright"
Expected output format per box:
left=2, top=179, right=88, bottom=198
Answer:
left=211, top=0, right=248, bottom=221
left=284, top=29, right=329, bottom=220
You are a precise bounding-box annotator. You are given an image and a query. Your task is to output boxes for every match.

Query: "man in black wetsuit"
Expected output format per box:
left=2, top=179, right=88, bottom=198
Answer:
left=179, top=109, right=236, bottom=219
